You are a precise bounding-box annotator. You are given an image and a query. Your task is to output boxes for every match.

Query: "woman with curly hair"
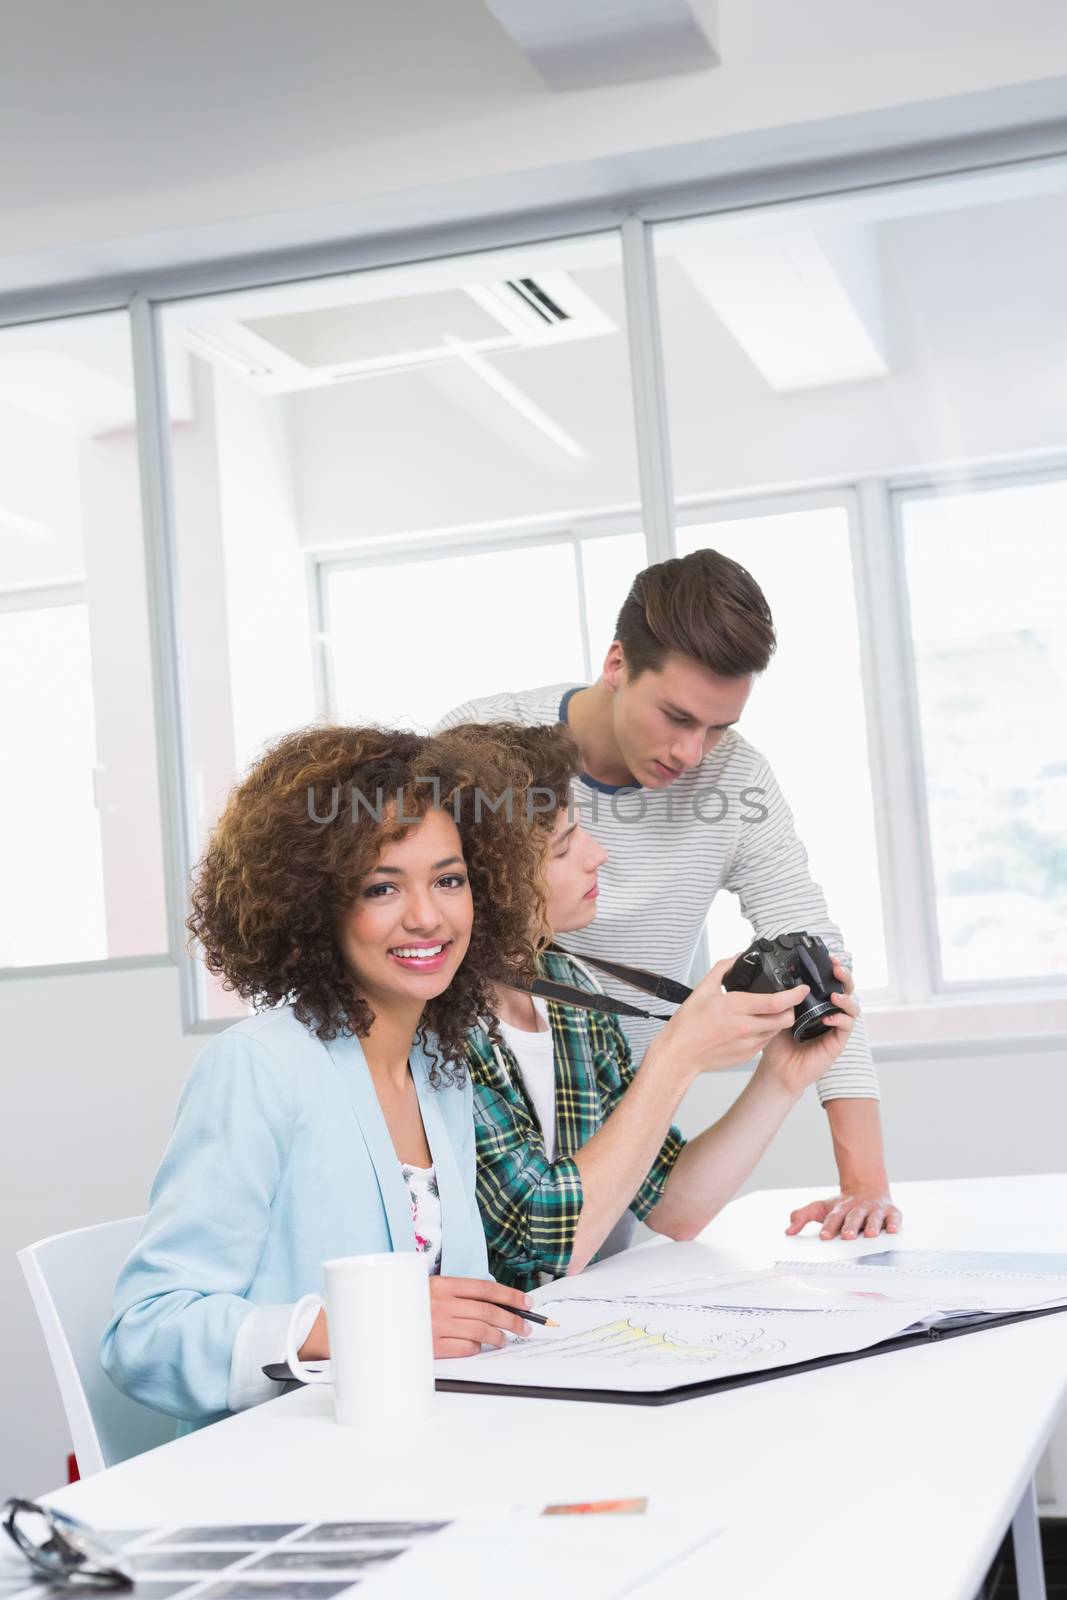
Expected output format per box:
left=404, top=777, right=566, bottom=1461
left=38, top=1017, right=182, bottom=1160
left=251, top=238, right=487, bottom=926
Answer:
left=456, top=722, right=861, bottom=1293
left=101, top=725, right=545, bottom=1427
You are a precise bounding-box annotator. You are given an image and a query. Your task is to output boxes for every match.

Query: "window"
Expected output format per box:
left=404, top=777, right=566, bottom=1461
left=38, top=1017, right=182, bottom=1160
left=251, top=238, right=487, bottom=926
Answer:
left=656, top=162, right=1067, bottom=1018
left=162, top=233, right=643, bottom=1019
left=0, top=312, right=167, bottom=969
left=6, top=158, right=1062, bottom=1045
left=579, top=531, right=646, bottom=675
left=324, top=526, right=647, bottom=730
left=675, top=504, right=888, bottom=990
left=899, top=477, right=1067, bottom=985
left=326, top=540, right=581, bottom=730
left=0, top=596, right=103, bottom=965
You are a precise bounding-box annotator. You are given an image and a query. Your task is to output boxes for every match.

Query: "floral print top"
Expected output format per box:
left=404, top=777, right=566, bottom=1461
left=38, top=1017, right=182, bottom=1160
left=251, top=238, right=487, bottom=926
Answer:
left=400, top=1162, right=442, bottom=1274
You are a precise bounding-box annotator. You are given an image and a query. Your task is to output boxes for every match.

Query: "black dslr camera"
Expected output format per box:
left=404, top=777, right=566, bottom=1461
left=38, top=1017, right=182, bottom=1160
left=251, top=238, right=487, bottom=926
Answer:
left=723, top=932, right=844, bottom=1042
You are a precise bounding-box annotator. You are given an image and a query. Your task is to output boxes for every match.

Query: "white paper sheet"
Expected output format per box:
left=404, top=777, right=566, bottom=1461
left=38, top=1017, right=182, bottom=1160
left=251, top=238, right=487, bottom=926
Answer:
left=436, top=1293, right=927, bottom=1394
left=770, top=1261, right=1067, bottom=1316
left=357, top=1509, right=721, bottom=1600
left=628, top=1261, right=1067, bottom=1317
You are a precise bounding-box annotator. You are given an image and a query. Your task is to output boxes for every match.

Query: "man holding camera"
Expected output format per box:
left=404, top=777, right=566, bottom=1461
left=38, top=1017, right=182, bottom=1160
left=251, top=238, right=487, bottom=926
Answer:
left=437, top=548, right=898, bottom=1243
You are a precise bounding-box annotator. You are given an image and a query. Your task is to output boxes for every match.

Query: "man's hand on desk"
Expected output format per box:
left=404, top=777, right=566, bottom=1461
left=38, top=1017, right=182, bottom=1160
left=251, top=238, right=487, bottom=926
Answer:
left=782, top=959, right=902, bottom=1241
left=784, top=1188, right=902, bottom=1241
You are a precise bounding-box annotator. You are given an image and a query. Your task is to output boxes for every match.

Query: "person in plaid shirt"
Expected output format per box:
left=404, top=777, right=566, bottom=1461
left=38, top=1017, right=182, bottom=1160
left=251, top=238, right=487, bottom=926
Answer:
left=460, top=725, right=862, bottom=1292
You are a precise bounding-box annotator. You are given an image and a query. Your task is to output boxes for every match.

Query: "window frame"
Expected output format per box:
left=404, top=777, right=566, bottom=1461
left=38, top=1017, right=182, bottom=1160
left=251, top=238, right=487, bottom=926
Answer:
left=0, top=580, right=85, bottom=614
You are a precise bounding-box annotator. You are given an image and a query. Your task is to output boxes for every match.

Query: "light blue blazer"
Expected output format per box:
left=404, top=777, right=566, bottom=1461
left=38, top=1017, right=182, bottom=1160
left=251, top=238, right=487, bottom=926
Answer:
left=101, top=1006, right=488, bottom=1425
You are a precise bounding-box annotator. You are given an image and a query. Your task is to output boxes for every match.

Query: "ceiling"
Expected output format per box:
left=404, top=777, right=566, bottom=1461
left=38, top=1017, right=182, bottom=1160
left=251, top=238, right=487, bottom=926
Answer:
left=2, top=0, right=1067, bottom=280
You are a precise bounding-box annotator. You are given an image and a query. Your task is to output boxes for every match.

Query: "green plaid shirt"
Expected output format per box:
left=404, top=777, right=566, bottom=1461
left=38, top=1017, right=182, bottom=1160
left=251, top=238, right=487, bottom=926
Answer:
left=466, top=950, right=686, bottom=1291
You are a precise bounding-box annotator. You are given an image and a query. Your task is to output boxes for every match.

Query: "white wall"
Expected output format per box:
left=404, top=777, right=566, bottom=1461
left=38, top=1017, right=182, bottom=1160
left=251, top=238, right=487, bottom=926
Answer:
left=164, top=355, right=316, bottom=837
left=0, top=406, right=81, bottom=585
left=213, top=370, right=316, bottom=778
left=79, top=431, right=169, bottom=957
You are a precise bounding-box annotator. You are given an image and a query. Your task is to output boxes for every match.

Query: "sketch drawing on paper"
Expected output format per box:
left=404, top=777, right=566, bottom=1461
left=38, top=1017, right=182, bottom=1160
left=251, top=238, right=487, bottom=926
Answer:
left=500, top=1298, right=786, bottom=1370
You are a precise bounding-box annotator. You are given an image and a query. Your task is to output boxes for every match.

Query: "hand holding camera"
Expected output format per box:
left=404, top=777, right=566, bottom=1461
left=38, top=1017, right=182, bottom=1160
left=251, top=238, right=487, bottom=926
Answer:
left=723, top=934, right=860, bottom=1097
left=722, top=932, right=848, bottom=1039
left=653, top=930, right=860, bottom=1094
left=655, top=956, right=809, bottom=1080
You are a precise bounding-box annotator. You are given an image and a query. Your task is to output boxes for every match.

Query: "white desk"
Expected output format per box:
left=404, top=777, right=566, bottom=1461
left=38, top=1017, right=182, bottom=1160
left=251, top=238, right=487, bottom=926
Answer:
left=47, top=1176, right=1067, bottom=1600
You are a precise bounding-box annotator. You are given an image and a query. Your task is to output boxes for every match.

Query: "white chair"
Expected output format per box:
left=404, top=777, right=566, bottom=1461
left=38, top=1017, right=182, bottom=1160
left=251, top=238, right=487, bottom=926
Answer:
left=18, top=1217, right=175, bottom=1477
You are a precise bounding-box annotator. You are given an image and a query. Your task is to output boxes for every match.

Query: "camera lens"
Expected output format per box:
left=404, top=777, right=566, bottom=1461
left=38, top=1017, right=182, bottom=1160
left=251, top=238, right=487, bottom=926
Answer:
left=793, top=998, right=838, bottom=1042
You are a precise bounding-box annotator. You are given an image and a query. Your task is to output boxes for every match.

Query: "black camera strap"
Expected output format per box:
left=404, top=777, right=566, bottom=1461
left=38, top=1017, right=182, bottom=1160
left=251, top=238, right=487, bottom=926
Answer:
left=552, top=947, right=694, bottom=1007
left=501, top=943, right=693, bottom=1025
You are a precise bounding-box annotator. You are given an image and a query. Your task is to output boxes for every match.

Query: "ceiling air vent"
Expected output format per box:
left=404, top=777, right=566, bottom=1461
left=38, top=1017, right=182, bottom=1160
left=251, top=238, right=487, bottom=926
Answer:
left=183, top=272, right=614, bottom=395
left=503, top=278, right=571, bottom=326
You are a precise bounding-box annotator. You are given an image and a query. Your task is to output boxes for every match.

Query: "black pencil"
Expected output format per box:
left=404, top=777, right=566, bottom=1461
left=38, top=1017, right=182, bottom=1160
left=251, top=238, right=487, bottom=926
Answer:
left=492, top=1302, right=559, bottom=1328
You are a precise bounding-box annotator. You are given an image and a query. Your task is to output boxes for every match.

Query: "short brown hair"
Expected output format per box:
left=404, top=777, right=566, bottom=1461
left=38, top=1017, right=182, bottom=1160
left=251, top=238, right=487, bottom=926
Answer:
left=186, top=724, right=548, bottom=1082
left=614, top=548, right=775, bottom=679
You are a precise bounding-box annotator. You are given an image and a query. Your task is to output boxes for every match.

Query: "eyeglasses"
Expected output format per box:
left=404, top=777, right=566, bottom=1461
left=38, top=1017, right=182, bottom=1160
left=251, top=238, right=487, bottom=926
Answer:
left=2, top=1499, right=132, bottom=1591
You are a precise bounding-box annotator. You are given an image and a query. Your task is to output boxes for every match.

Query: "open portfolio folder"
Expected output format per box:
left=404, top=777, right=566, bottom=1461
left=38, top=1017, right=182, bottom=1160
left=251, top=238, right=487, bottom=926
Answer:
left=267, top=1248, right=1067, bottom=1405
left=432, top=1247, right=1067, bottom=1406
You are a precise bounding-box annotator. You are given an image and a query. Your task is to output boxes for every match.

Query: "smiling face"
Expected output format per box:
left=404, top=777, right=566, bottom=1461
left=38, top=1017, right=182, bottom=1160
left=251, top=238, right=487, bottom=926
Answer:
left=336, top=807, right=473, bottom=1013
left=542, top=809, right=608, bottom=935
left=604, top=645, right=753, bottom=788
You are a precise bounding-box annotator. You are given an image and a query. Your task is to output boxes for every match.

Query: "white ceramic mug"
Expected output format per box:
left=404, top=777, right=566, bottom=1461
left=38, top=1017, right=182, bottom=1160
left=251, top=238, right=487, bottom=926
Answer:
left=285, top=1252, right=436, bottom=1427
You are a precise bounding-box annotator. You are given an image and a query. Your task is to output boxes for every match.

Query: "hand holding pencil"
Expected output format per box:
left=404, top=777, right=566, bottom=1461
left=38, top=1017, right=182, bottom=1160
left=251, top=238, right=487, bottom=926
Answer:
left=429, top=1276, right=557, bottom=1358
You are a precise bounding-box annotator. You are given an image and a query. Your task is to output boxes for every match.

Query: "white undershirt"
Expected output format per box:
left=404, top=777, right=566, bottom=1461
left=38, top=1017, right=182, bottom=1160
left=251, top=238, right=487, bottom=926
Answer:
left=495, top=987, right=636, bottom=1266
left=497, top=996, right=557, bottom=1161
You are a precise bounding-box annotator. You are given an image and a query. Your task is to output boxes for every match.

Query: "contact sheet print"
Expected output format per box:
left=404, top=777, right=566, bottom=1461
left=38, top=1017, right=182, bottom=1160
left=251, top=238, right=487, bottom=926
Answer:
left=0, top=1521, right=450, bottom=1600
left=0, top=1512, right=726, bottom=1600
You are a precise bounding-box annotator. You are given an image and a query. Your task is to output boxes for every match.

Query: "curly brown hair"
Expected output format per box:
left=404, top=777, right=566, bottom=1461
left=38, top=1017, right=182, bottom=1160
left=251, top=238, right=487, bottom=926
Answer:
left=445, top=721, right=580, bottom=835
left=187, top=724, right=559, bottom=1082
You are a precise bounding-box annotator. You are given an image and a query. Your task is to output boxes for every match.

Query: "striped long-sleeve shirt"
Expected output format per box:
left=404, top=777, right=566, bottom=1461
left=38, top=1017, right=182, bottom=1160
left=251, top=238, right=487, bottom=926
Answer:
left=436, top=682, right=879, bottom=1104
